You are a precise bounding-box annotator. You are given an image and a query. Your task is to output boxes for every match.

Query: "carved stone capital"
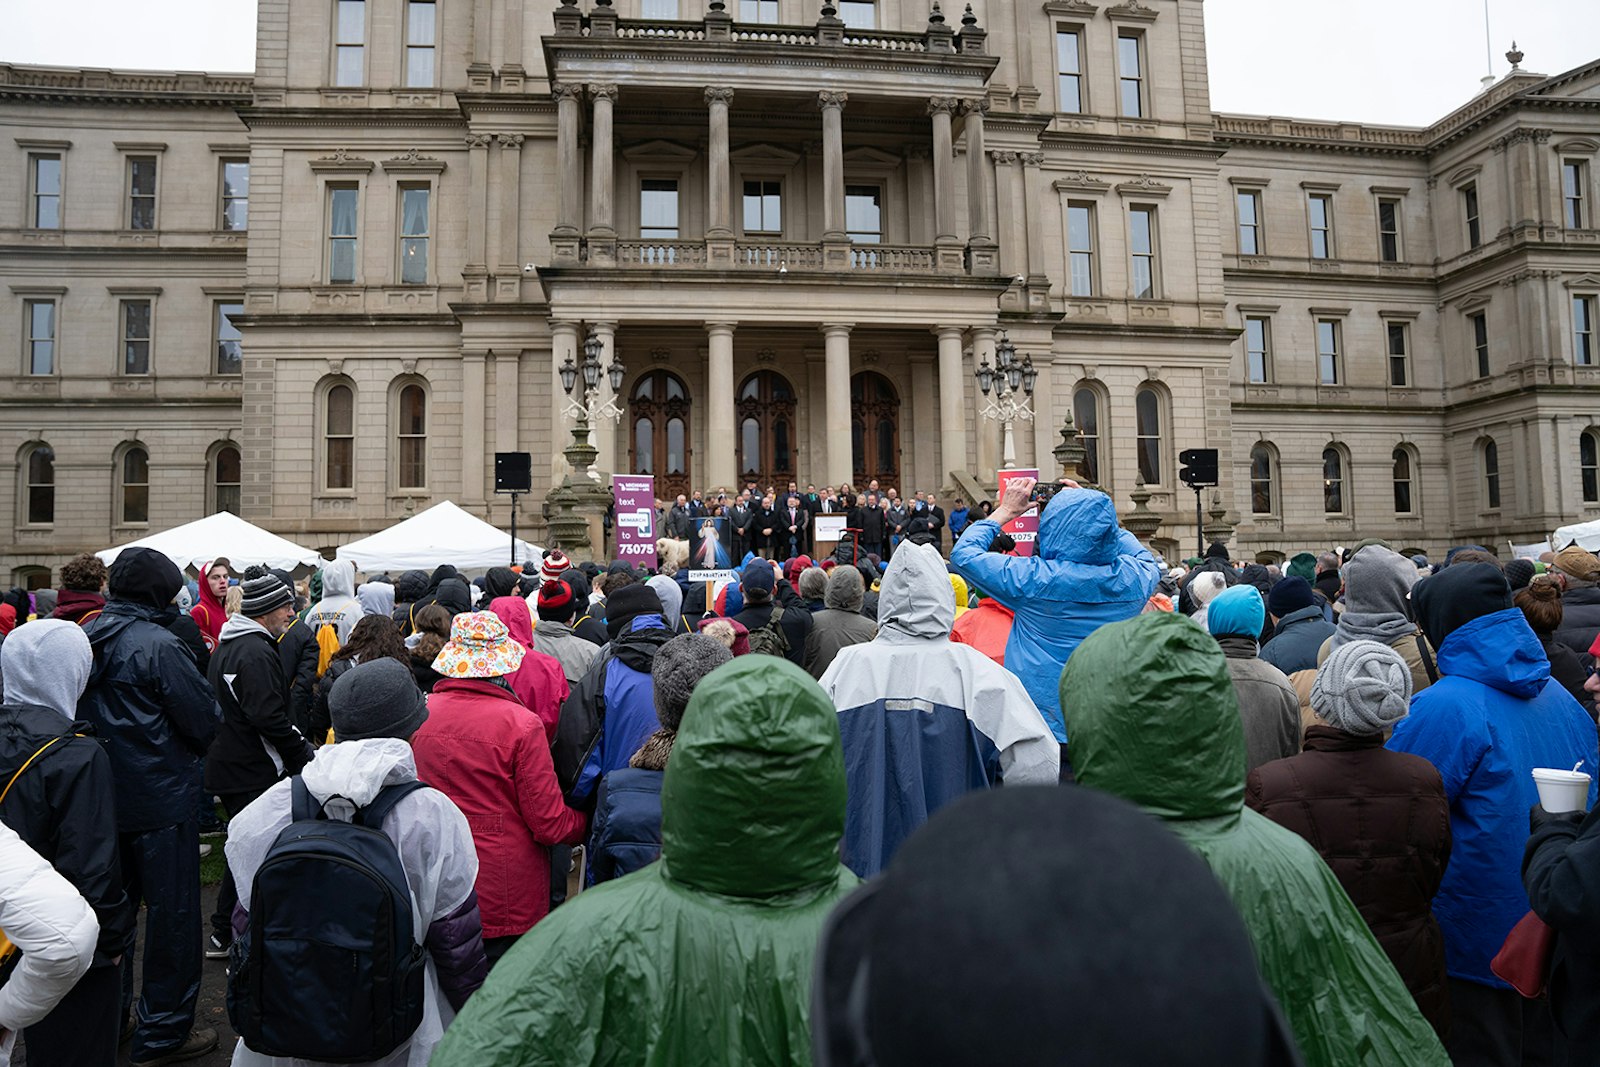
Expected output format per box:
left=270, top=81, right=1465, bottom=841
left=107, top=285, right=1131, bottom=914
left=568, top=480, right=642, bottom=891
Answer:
left=496, top=133, right=524, bottom=148
left=465, top=134, right=493, bottom=149
left=817, top=90, right=849, bottom=111
left=927, top=96, right=961, bottom=116
left=1020, top=151, right=1045, bottom=167
left=551, top=81, right=584, bottom=102
left=704, top=86, right=736, bottom=106
left=588, top=83, right=619, bottom=102
left=991, top=150, right=1019, bottom=165
left=958, top=97, right=990, bottom=117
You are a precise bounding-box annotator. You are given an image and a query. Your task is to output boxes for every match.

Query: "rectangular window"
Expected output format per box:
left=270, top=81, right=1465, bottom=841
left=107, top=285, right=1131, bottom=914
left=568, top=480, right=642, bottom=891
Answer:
left=1056, top=29, right=1083, bottom=113
left=1236, top=190, right=1261, bottom=255
left=742, top=180, right=782, bottom=234
left=1129, top=206, right=1156, bottom=299
left=1472, top=312, right=1490, bottom=378
left=327, top=185, right=359, bottom=283
left=641, top=0, right=677, bottom=16
left=215, top=302, right=243, bottom=375
left=220, top=160, right=249, bottom=230
left=846, top=185, right=882, bottom=243
left=1316, top=319, right=1341, bottom=385
left=1387, top=321, right=1410, bottom=387
left=335, top=0, right=366, bottom=87
left=739, top=0, right=778, bottom=21
left=1463, top=183, right=1481, bottom=249
left=30, top=154, right=61, bottom=229
left=838, top=1, right=875, bottom=29
left=127, top=156, right=157, bottom=230
left=1377, top=197, right=1401, bottom=262
left=121, top=299, right=152, bottom=375
left=1564, top=161, right=1586, bottom=229
left=1117, top=33, right=1144, bottom=118
left=1576, top=295, right=1597, bottom=366
left=1244, top=316, right=1270, bottom=384
left=24, top=299, right=55, bottom=376
left=1308, top=193, right=1333, bottom=259
left=1066, top=202, right=1095, bottom=296
left=405, top=0, right=436, bottom=88
left=398, top=186, right=430, bottom=284
left=640, top=179, right=680, bottom=239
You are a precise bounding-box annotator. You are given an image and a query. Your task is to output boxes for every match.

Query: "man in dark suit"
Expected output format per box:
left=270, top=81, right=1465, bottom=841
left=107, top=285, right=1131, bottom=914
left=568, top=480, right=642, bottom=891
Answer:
left=924, top=491, right=947, bottom=554
left=782, top=495, right=806, bottom=559
left=728, top=492, right=751, bottom=561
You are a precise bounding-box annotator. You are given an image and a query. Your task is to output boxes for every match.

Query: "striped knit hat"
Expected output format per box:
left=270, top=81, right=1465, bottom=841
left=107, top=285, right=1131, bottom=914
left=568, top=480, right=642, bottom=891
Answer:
left=541, top=550, right=571, bottom=584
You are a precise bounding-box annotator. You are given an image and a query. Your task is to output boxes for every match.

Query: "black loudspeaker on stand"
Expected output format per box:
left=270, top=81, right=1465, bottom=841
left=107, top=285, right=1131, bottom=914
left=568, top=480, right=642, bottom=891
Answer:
left=494, top=452, right=533, bottom=566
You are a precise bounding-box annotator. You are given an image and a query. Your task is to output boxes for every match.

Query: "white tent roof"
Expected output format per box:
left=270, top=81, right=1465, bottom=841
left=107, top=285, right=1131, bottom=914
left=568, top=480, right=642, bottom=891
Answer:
left=98, top=512, right=322, bottom=572
left=334, top=500, right=540, bottom=573
left=1554, top=518, right=1600, bottom=552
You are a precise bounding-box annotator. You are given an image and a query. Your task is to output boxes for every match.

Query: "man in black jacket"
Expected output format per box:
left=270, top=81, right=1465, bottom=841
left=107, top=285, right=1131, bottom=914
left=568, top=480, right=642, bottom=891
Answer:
left=82, top=547, right=221, bottom=1066
left=731, top=559, right=813, bottom=668
left=203, top=567, right=314, bottom=960
left=270, top=568, right=319, bottom=742
left=0, top=618, right=135, bottom=1065
left=859, top=492, right=888, bottom=560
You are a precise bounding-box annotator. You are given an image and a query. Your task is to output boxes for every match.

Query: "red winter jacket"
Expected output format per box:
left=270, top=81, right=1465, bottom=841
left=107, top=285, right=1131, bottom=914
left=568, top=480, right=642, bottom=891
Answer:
left=191, top=561, right=227, bottom=653
left=487, top=596, right=569, bottom=741
left=411, top=678, right=586, bottom=938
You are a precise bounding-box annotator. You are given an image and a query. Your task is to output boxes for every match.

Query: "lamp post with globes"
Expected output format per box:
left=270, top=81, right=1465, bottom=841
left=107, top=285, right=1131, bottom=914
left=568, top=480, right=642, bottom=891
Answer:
left=973, top=331, right=1037, bottom=468
left=546, top=328, right=627, bottom=558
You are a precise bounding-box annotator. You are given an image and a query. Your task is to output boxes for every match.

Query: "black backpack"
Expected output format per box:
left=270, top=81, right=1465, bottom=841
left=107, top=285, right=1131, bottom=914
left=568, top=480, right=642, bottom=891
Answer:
left=228, top=777, right=428, bottom=1063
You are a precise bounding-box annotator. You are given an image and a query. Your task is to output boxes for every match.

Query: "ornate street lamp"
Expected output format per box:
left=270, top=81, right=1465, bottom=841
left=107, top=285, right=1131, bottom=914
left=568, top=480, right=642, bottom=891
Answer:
left=973, top=332, right=1035, bottom=467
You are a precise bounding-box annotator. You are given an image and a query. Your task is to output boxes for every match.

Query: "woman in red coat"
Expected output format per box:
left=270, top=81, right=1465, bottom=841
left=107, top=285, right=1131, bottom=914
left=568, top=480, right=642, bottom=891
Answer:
left=486, top=595, right=569, bottom=741
left=411, top=611, right=587, bottom=964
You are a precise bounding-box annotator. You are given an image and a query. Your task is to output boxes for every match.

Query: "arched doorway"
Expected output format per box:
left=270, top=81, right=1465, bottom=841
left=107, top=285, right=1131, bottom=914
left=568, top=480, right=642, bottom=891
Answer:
left=630, top=370, right=691, bottom=500
left=736, top=370, right=796, bottom=490
left=851, top=371, right=900, bottom=490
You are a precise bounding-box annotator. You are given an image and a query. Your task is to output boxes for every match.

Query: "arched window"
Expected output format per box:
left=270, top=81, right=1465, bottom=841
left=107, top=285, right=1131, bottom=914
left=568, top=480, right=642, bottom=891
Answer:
left=1073, top=386, right=1102, bottom=484
left=24, top=445, right=54, bottom=525
left=1392, top=446, right=1415, bottom=515
left=631, top=370, right=692, bottom=499
left=1322, top=446, right=1346, bottom=514
left=396, top=382, right=427, bottom=490
left=1249, top=443, right=1274, bottom=515
left=1482, top=437, right=1501, bottom=510
left=324, top=382, right=354, bottom=490
left=213, top=444, right=241, bottom=515
left=1135, top=386, right=1163, bottom=485
left=119, top=446, right=149, bottom=525
left=736, top=371, right=796, bottom=488
left=1581, top=430, right=1598, bottom=504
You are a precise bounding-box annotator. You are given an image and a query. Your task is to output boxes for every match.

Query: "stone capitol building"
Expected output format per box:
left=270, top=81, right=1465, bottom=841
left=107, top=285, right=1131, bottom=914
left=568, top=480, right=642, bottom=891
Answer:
left=4, top=0, right=1600, bottom=582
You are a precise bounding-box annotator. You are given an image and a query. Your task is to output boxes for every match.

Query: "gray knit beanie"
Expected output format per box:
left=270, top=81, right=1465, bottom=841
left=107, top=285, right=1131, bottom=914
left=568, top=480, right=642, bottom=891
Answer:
left=651, top=632, right=733, bottom=732
left=1310, top=639, right=1412, bottom=736
left=329, top=658, right=429, bottom=741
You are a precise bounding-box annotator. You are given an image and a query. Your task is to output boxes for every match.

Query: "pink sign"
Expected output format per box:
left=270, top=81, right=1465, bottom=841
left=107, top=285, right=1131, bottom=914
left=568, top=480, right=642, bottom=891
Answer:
left=998, top=468, right=1039, bottom=557
left=612, top=474, right=658, bottom=571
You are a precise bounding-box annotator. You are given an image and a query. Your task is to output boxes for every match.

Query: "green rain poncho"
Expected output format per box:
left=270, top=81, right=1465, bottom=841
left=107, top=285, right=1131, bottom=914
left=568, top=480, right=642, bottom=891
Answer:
left=1061, top=612, right=1448, bottom=1067
left=430, top=657, right=857, bottom=1067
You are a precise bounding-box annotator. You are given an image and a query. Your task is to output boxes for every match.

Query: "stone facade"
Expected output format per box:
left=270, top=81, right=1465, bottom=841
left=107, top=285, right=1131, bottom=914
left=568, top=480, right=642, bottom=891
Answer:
left=4, top=2, right=1600, bottom=582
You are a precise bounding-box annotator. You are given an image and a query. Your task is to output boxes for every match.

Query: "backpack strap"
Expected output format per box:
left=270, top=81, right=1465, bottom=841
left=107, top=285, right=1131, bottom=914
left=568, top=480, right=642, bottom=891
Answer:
left=0, top=736, right=70, bottom=806
left=290, top=776, right=319, bottom=822
left=356, top=780, right=428, bottom=830
left=1417, top=632, right=1439, bottom=685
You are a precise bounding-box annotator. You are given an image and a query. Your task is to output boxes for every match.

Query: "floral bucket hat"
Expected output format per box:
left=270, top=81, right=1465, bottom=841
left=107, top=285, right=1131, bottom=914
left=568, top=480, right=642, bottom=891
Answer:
left=431, top=610, right=526, bottom=679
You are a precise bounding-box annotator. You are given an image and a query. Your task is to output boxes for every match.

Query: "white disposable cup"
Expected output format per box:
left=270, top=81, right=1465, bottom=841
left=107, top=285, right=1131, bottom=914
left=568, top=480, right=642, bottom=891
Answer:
left=1533, top=768, right=1591, bottom=814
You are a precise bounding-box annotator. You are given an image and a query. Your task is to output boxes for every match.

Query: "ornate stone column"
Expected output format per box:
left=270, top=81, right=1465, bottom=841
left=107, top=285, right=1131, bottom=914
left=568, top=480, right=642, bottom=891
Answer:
left=1020, top=151, right=1049, bottom=309
left=961, top=99, right=998, bottom=272
left=706, top=86, right=735, bottom=266
left=591, top=321, right=618, bottom=477
left=549, top=321, right=580, bottom=481
left=819, top=91, right=849, bottom=267
left=463, top=352, right=488, bottom=507
left=971, top=327, right=999, bottom=477
left=464, top=134, right=492, bottom=299
left=551, top=83, right=583, bottom=264
left=821, top=323, right=854, bottom=487
left=706, top=322, right=737, bottom=492
left=496, top=133, right=523, bottom=300
left=928, top=97, right=962, bottom=270
left=992, top=149, right=1022, bottom=306
left=936, top=325, right=966, bottom=485
left=587, top=83, right=618, bottom=265
left=467, top=0, right=492, bottom=88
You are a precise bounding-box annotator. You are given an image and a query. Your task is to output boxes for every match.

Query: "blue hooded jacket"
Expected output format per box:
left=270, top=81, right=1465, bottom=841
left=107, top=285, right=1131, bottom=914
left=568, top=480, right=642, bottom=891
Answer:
left=950, top=489, right=1160, bottom=741
left=1388, top=607, right=1600, bottom=987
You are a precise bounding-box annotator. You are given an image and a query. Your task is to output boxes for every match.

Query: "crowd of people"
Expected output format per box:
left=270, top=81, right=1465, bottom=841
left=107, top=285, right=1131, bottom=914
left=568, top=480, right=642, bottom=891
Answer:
left=0, top=474, right=1598, bottom=1066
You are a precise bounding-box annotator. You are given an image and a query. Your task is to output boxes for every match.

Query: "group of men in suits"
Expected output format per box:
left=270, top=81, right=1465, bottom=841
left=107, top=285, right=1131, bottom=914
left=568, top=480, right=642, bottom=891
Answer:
left=661, top=481, right=951, bottom=562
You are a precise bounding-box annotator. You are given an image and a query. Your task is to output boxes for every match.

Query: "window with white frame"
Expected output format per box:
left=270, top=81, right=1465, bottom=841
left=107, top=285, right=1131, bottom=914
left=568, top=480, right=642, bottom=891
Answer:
left=1463, top=183, right=1481, bottom=249
left=1387, top=321, right=1410, bottom=387
left=1471, top=311, right=1490, bottom=378
left=1581, top=430, right=1599, bottom=504
left=846, top=185, right=882, bottom=243
left=641, top=0, right=678, bottom=16
left=23, top=299, right=55, bottom=376
left=743, top=180, right=782, bottom=234
left=1322, top=446, right=1346, bottom=514
left=327, top=185, right=359, bottom=283
left=334, top=0, right=366, bottom=87
left=127, top=157, right=157, bottom=230
left=121, top=299, right=152, bottom=375
left=739, top=0, right=778, bottom=21
left=838, top=1, right=875, bottom=29
left=405, top=0, right=436, bottom=87
left=1575, top=295, right=1596, bottom=366
left=1482, top=438, right=1501, bottom=510
left=1392, top=446, right=1415, bottom=514
left=220, top=160, right=249, bottom=230
left=215, top=302, right=243, bottom=375
left=119, top=446, right=149, bottom=525
left=1308, top=193, right=1333, bottom=259
left=398, top=185, right=430, bottom=284
left=1244, top=316, right=1271, bottom=384
left=1249, top=443, right=1274, bottom=514
left=1564, top=161, right=1587, bottom=229
left=1316, top=319, right=1341, bottom=385
left=324, top=383, right=355, bottom=490
left=1236, top=190, right=1262, bottom=255
left=396, top=383, right=428, bottom=489
left=1056, top=28, right=1084, bottom=113
left=1066, top=202, right=1095, bottom=296
left=640, top=178, right=680, bottom=239
left=30, top=155, right=61, bottom=229
left=1128, top=206, right=1157, bottom=299
left=1135, top=386, right=1163, bottom=484
left=1117, top=32, right=1144, bottom=118
left=1377, top=197, right=1402, bottom=261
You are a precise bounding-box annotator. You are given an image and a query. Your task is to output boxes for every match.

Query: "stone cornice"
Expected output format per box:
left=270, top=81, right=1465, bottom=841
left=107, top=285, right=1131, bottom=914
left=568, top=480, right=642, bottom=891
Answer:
left=0, top=62, right=250, bottom=107
left=238, top=107, right=472, bottom=129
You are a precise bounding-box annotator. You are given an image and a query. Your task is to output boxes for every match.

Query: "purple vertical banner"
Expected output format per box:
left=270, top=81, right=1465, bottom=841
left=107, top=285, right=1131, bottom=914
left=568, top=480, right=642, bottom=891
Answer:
left=612, top=475, right=658, bottom=571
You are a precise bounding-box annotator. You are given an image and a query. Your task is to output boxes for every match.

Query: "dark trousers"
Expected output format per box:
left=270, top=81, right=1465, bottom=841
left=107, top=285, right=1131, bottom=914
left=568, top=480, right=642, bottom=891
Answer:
left=25, top=961, right=121, bottom=1066
left=484, top=935, right=520, bottom=969
left=119, top=819, right=202, bottom=1062
left=210, top=789, right=266, bottom=941
left=1445, top=977, right=1555, bottom=1067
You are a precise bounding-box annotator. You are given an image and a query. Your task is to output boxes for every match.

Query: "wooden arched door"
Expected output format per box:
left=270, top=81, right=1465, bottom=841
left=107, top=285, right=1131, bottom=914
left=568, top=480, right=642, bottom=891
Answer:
left=630, top=370, right=691, bottom=499
left=736, top=370, right=797, bottom=490
left=851, top=371, right=900, bottom=489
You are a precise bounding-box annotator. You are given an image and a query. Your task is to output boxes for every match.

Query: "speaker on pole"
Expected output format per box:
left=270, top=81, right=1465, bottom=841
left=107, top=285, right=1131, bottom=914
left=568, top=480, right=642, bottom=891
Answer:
left=495, top=452, right=533, bottom=493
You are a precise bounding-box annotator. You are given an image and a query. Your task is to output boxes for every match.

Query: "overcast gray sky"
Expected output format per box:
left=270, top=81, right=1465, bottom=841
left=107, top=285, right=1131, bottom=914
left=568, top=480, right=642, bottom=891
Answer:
left=4, top=0, right=1599, bottom=127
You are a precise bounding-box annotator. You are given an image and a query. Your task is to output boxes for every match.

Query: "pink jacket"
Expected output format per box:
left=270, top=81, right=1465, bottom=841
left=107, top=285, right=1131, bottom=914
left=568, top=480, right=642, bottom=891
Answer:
left=488, top=596, right=570, bottom=741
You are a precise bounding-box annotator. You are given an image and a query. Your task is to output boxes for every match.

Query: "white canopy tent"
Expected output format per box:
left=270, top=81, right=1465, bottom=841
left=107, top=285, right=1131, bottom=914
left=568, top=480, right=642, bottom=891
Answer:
left=335, top=500, right=540, bottom=573
left=1553, top=518, right=1600, bottom=552
left=98, top=512, right=322, bottom=573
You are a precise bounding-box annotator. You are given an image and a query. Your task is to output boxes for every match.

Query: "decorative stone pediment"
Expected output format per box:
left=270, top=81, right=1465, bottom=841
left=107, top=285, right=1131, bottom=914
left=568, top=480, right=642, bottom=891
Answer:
left=842, top=145, right=902, bottom=167
left=1106, top=0, right=1158, bottom=20
left=1563, top=273, right=1600, bottom=289
left=1053, top=170, right=1110, bottom=195
left=382, top=148, right=446, bottom=173
left=729, top=143, right=803, bottom=166
left=1042, top=0, right=1098, bottom=15
left=1116, top=173, right=1172, bottom=198
left=1556, top=138, right=1600, bottom=155
left=309, top=148, right=374, bottom=173
left=620, top=139, right=698, bottom=162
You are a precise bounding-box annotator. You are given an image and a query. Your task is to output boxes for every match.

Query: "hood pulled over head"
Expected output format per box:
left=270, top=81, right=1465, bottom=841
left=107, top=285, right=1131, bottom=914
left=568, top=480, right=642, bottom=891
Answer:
left=876, top=542, right=955, bottom=640
left=1037, top=488, right=1120, bottom=564
left=1, top=620, right=92, bottom=720
left=108, top=547, right=184, bottom=610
